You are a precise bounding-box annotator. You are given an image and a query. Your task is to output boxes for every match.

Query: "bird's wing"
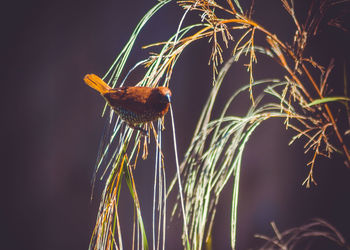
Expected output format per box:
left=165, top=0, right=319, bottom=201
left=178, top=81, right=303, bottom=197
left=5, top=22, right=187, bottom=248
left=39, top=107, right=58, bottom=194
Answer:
left=103, top=87, right=153, bottom=114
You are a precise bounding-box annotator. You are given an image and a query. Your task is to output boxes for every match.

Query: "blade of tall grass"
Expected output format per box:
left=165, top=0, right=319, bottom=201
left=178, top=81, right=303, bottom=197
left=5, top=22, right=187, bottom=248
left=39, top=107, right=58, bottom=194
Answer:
left=307, top=96, right=350, bottom=107
left=125, top=162, right=149, bottom=250
left=152, top=119, right=167, bottom=250
left=169, top=105, right=190, bottom=249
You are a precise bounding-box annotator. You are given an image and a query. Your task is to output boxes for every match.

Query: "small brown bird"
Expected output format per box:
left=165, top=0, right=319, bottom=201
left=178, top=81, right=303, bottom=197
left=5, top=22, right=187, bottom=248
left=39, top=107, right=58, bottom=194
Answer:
left=84, top=74, right=172, bottom=132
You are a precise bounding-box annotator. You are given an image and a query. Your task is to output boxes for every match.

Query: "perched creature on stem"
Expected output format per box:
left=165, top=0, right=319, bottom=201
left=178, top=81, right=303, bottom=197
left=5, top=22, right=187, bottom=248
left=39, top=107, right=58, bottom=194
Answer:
left=84, top=74, right=172, bottom=133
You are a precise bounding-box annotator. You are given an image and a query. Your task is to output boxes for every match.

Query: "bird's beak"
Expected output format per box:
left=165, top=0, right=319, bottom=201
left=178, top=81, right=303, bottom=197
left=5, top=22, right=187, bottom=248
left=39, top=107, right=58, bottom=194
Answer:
left=165, top=93, right=171, bottom=103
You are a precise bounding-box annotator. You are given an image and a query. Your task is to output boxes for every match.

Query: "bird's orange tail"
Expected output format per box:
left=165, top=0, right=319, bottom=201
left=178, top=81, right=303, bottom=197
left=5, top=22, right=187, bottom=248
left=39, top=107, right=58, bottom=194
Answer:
left=84, top=74, right=111, bottom=95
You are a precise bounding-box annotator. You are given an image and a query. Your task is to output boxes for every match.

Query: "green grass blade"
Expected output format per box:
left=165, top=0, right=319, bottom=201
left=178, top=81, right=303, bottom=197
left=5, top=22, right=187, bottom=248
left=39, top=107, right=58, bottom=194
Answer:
left=233, top=0, right=244, bottom=14
left=125, top=164, right=149, bottom=250
left=307, top=96, right=350, bottom=107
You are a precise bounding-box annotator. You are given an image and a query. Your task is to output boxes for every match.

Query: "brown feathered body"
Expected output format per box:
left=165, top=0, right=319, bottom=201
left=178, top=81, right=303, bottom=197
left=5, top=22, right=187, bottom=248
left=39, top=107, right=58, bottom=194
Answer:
left=84, top=74, right=172, bottom=126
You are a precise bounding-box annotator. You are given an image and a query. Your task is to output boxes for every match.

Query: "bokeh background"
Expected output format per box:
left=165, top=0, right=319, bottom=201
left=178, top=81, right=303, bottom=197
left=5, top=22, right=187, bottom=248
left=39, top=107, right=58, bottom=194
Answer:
left=2, top=0, right=350, bottom=249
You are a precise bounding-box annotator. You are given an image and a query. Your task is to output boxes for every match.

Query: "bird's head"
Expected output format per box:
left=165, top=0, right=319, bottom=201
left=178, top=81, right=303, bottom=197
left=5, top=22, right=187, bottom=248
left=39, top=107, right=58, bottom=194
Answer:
left=158, top=87, right=172, bottom=104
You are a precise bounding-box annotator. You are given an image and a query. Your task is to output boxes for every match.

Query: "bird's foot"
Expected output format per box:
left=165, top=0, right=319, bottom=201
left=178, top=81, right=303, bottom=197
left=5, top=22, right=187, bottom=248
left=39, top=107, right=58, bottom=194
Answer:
left=128, top=124, right=148, bottom=136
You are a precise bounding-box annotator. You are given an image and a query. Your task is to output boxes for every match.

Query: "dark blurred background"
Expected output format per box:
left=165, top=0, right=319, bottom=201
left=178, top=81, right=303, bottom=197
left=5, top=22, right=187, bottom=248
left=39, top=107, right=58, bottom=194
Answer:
left=2, top=0, right=350, bottom=249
